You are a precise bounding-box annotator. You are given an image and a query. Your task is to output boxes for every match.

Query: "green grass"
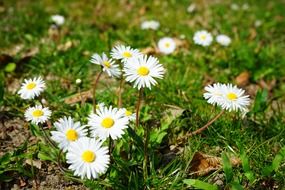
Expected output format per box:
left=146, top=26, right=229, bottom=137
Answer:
left=1, top=0, right=285, bottom=189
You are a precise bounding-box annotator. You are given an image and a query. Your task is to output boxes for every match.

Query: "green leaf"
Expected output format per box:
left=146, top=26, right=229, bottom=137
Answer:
left=252, top=89, right=268, bottom=113
left=262, top=146, right=285, bottom=176
left=183, top=179, right=219, bottom=190
left=0, top=72, right=4, bottom=105
left=230, top=181, right=244, bottom=190
left=4, top=62, right=16, bottom=72
left=127, top=127, right=144, bottom=152
left=222, top=152, right=233, bottom=183
left=272, top=146, right=285, bottom=172
left=240, top=151, right=255, bottom=183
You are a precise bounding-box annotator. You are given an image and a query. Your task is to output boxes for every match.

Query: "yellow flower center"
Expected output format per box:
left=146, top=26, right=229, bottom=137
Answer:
left=65, top=129, right=78, bottom=141
left=165, top=42, right=170, bottom=48
left=32, top=110, right=44, bottom=117
left=123, top=51, right=132, bottom=58
left=227, top=92, right=238, bottom=101
left=26, top=82, right=36, bottom=90
left=137, top=66, right=149, bottom=76
left=101, top=117, right=115, bottom=128
left=82, top=150, right=96, bottom=163
left=125, top=110, right=132, bottom=116
left=200, top=34, right=206, bottom=40
left=103, top=61, right=111, bottom=68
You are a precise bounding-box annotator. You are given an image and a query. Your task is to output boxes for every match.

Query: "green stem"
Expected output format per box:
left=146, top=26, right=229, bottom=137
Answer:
left=135, top=88, right=143, bottom=128
left=143, top=124, right=150, bottom=182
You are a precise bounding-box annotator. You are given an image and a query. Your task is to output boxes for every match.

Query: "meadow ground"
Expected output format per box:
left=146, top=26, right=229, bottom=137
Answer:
left=0, top=0, right=285, bottom=189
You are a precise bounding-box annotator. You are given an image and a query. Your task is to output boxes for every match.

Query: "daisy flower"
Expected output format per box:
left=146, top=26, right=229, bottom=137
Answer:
left=141, top=20, right=160, bottom=30
left=50, top=117, right=88, bottom=152
left=119, top=108, right=136, bottom=121
left=110, top=45, right=142, bottom=63
left=24, top=105, right=51, bottom=125
left=203, top=83, right=224, bottom=105
left=123, top=55, right=165, bottom=89
left=90, top=53, right=121, bottom=78
left=18, top=77, right=45, bottom=100
left=51, top=15, right=65, bottom=26
left=193, top=30, right=213, bottom=47
left=216, top=34, right=231, bottom=46
left=66, top=137, right=110, bottom=179
left=158, top=37, right=176, bottom=55
left=88, top=106, right=129, bottom=140
left=219, top=84, right=250, bottom=112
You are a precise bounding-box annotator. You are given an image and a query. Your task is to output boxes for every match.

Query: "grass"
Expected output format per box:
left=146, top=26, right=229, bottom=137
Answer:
left=1, top=0, right=285, bottom=189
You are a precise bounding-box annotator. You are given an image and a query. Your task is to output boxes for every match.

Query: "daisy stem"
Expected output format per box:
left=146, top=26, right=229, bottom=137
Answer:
left=40, top=126, right=57, bottom=149
left=188, top=110, right=225, bottom=137
left=117, top=76, right=124, bottom=108
left=92, top=71, right=103, bottom=111
left=143, top=124, right=150, bottom=182
left=108, top=137, right=113, bottom=154
left=57, top=149, right=68, bottom=173
left=135, top=88, right=143, bottom=128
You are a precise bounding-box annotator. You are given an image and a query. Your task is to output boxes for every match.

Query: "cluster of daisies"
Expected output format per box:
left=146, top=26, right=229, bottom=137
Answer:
left=193, top=30, right=231, bottom=47
left=91, top=44, right=165, bottom=89
left=203, top=83, right=250, bottom=112
left=17, top=76, right=137, bottom=179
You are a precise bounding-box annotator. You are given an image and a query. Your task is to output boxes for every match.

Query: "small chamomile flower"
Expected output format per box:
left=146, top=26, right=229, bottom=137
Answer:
left=158, top=37, right=176, bottom=55
left=216, top=34, right=231, bottom=46
left=110, top=45, right=142, bottom=63
left=193, top=30, right=213, bottom=47
left=123, top=55, right=165, bottom=89
left=66, top=137, right=110, bottom=179
left=119, top=108, right=136, bottom=121
left=203, top=83, right=224, bottom=105
left=24, top=105, right=51, bottom=125
left=51, top=15, right=65, bottom=26
left=90, top=53, right=121, bottom=78
left=141, top=20, right=160, bottom=30
left=88, top=106, right=129, bottom=140
left=219, top=84, right=250, bottom=112
left=50, top=117, right=88, bottom=152
left=18, top=77, right=45, bottom=100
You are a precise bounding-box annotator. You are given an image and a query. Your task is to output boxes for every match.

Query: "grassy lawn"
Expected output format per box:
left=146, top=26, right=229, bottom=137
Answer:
left=1, top=0, right=285, bottom=189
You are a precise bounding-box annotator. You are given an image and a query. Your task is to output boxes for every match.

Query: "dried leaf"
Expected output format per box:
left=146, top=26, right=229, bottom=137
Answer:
left=57, top=41, right=73, bottom=51
left=249, top=28, right=257, bottom=40
left=25, top=159, right=42, bottom=169
left=64, top=90, right=92, bottom=104
left=235, top=71, right=250, bottom=86
left=141, top=47, right=157, bottom=55
left=259, top=79, right=276, bottom=91
left=188, top=152, right=241, bottom=176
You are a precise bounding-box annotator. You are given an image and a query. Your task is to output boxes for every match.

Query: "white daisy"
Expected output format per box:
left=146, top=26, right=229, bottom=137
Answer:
left=193, top=30, right=213, bottom=47
left=158, top=37, right=176, bottom=55
left=219, top=84, right=250, bottom=112
left=141, top=20, right=160, bottom=30
left=50, top=117, right=88, bottom=152
left=216, top=34, right=231, bottom=46
left=90, top=53, right=121, bottom=78
left=119, top=108, right=136, bottom=121
left=24, top=105, right=51, bottom=125
left=51, top=15, right=65, bottom=26
left=18, top=77, right=45, bottom=100
left=110, top=45, right=142, bottom=63
left=203, top=83, right=224, bottom=106
left=123, top=55, right=165, bottom=89
left=88, top=106, right=129, bottom=140
left=66, top=137, right=110, bottom=179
